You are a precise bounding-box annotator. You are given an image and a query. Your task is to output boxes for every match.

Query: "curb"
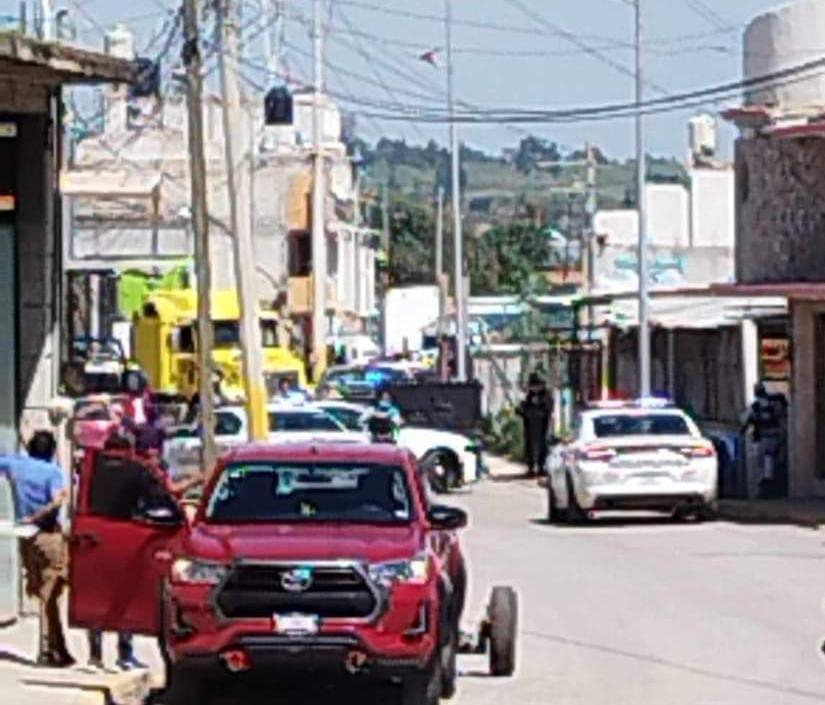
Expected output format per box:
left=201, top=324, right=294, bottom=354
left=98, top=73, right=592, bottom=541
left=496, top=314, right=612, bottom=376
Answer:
left=17, top=668, right=153, bottom=705
left=717, top=501, right=825, bottom=529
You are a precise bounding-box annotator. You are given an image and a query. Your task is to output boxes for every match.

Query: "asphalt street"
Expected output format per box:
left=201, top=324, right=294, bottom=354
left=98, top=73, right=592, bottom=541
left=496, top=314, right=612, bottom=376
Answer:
left=145, top=477, right=825, bottom=705
left=453, top=478, right=825, bottom=705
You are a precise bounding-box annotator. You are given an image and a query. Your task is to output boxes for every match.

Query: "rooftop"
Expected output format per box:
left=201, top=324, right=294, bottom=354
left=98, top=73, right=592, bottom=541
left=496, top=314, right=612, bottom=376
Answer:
left=0, top=31, right=134, bottom=84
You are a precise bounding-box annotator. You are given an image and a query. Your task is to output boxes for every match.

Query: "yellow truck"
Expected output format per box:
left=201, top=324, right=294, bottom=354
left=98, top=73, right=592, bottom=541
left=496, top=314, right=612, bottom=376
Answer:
left=134, top=289, right=306, bottom=400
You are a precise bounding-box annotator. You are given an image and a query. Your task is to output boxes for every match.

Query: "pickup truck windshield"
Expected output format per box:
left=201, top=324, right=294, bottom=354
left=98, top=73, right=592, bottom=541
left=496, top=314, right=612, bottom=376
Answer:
left=206, top=463, right=413, bottom=524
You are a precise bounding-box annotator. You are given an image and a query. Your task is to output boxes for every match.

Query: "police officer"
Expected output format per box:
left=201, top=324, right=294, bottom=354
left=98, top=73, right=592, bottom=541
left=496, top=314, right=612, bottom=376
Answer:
left=741, top=382, right=788, bottom=498
left=517, top=372, right=555, bottom=478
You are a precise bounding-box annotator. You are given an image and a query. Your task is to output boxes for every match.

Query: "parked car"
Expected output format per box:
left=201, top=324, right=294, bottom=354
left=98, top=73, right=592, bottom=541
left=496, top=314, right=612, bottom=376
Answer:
left=545, top=399, right=718, bottom=523
left=316, top=401, right=484, bottom=491
left=163, top=404, right=367, bottom=477
left=69, top=443, right=472, bottom=704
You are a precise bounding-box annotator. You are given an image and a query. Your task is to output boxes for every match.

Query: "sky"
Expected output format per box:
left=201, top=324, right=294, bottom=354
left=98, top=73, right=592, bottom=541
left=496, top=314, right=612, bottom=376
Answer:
left=0, top=0, right=801, bottom=159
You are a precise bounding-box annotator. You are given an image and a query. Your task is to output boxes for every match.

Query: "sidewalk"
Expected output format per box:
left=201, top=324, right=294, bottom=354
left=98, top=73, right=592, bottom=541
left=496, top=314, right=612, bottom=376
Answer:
left=0, top=616, right=162, bottom=705
left=717, top=499, right=825, bottom=528
left=485, top=454, right=531, bottom=481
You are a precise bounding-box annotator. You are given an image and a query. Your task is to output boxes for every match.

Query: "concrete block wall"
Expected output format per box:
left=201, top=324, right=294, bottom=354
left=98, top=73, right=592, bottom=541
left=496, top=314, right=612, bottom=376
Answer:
left=735, top=136, right=825, bottom=283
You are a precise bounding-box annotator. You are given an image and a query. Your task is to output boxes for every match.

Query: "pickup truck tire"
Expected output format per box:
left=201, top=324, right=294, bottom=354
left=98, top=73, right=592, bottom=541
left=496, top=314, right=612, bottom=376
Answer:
left=488, top=586, right=518, bottom=677
left=162, top=664, right=206, bottom=705
left=401, top=656, right=442, bottom=705
left=441, top=629, right=458, bottom=699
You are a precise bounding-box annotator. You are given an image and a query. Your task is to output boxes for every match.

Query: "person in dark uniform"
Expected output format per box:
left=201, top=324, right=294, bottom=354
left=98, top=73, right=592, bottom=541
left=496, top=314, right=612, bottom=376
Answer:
left=517, top=373, right=555, bottom=478
left=741, top=382, right=788, bottom=498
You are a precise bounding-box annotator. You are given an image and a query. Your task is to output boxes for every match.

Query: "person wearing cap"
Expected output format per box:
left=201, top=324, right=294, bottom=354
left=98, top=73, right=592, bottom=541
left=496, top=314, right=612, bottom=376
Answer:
left=517, top=372, right=555, bottom=478
left=0, top=431, right=74, bottom=667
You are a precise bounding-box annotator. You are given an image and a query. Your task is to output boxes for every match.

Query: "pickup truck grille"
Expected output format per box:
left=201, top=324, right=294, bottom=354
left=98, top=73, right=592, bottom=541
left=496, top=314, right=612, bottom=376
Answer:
left=215, top=563, right=378, bottom=620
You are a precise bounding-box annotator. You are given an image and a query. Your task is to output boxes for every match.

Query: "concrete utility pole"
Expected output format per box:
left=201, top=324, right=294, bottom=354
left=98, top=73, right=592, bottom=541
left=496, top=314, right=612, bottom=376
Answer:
left=182, top=0, right=217, bottom=472
left=39, top=0, right=54, bottom=40
left=635, top=0, right=651, bottom=397
left=311, top=0, right=328, bottom=380
left=583, top=143, right=597, bottom=334
left=217, top=0, right=268, bottom=440
left=435, top=185, right=446, bottom=334
left=445, top=0, right=467, bottom=381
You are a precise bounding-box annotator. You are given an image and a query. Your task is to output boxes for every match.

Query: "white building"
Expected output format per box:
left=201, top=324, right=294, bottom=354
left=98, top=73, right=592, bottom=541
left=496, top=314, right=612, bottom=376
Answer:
left=65, top=28, right=376, bottom=345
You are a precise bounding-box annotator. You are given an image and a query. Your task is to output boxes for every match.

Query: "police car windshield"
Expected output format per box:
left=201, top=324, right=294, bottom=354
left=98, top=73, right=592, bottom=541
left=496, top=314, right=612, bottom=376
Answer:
left=206, top=463, right=413, bottom=524
left=593, top=413, right=692, bottom=438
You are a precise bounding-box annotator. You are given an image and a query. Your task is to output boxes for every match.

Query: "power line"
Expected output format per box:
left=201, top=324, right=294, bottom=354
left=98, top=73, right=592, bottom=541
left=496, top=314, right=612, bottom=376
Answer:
left=503, top=0, right=669, bottom=96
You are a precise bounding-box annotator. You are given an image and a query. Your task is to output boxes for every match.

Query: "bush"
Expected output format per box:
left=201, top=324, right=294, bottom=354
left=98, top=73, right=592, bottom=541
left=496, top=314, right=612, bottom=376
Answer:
left=483, top=407, right=525, bottom=463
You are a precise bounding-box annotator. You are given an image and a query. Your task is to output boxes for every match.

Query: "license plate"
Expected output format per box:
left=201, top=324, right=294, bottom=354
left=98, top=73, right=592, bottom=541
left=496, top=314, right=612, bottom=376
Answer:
left=273, top=614, right=320, bottom=635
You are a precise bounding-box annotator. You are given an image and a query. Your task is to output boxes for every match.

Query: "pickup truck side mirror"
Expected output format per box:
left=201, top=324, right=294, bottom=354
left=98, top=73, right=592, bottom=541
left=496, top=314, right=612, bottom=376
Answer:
left=427, top=505, right=468, bottom=531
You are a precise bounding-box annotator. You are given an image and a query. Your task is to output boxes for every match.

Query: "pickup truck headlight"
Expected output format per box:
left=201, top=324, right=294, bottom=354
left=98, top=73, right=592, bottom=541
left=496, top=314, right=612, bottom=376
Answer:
left=368, top=553, right=430, bottom=587
left=171, top=558, right=229, bottom=586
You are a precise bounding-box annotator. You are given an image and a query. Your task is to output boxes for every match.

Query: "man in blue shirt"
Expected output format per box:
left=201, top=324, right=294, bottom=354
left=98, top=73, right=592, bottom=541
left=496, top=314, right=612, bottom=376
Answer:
left=0, top=431, right=74, bottom=667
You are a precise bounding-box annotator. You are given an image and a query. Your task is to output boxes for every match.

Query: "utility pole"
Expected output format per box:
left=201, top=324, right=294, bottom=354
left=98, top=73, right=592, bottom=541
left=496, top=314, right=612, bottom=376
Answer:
left=182, top=0, right=217, bottom=472
left=583, top=143, right=597, bottom=333
left=635, top=0, right=651, bottom=398
left=311, top=0, right=328, bottom=381
left=217, top=0, right=268, bottom=440
left=39, top=0, right=54, bottom=40
left=435, top=185, right=445, bottom=332
left=379, top=183, right=389, bottom=353
left=445, top=0, right=467, bottom=381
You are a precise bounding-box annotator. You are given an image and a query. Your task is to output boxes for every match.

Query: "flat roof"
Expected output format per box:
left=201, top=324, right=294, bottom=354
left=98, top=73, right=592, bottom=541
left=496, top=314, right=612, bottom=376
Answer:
left=0, top=32, right=134, bottom=84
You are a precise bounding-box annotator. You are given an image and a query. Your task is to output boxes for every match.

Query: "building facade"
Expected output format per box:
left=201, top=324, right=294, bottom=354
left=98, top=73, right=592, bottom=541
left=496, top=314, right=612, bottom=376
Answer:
left=724, top=0, right=825, bottom=498
left=65, top=28, right=376, bottom=359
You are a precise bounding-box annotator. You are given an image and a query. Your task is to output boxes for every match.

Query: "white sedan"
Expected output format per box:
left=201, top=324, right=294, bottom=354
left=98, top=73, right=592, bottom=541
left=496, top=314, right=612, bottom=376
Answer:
left=164, top=403, right=367, bottom=476
left=545, top=400, right=718, bottom=522
left=315, top=400, right=484, bottom=489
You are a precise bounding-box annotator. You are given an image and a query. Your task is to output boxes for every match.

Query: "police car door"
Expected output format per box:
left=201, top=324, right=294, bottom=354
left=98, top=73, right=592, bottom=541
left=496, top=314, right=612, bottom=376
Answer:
left=69, top=451, right=184, bottom=635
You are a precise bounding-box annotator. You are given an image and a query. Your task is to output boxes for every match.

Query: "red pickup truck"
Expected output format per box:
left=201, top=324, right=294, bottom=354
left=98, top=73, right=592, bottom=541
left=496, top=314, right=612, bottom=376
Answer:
left=69, top=442, right=474, bottom=704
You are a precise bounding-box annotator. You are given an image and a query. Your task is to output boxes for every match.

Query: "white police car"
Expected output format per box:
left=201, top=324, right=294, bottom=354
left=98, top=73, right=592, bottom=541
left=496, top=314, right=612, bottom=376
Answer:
left=545, top=399, right=718, bottom=522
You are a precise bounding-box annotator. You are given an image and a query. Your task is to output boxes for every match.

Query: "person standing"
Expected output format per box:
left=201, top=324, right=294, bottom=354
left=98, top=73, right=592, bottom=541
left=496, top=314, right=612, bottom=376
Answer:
left=517, top=373, right=555, bottom=478
left=741, top=382, right=788, bottom=498
left=0, top=431, right=74, bottom=667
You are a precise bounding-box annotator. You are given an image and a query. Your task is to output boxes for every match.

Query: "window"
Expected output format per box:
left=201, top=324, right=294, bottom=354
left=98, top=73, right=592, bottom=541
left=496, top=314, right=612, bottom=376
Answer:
left=323, top=407, right=364, bottom=431
left=269, top=411, right=344, bottom=432
left=592, top=414, right=692, bottom=438
left=88, top=454, right=177, bottom=521
left=216, top=411, right=244, bottom=437
left=260, top=320, right=278, bottom=348
left=213, top=321, right=241, bottom=349
left=206, top=462, right=413, bottom=524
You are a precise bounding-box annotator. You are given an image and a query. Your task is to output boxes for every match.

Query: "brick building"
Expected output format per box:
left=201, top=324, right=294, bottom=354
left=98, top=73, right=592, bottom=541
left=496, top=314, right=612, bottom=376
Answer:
left=724, top=0, right=825, bottom=498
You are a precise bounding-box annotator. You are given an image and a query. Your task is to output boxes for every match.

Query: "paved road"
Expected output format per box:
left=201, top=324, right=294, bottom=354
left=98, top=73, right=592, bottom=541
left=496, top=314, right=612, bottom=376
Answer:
left=453, top=478, right=825, bottom=705
left=142, top=477, right=825, bottom=704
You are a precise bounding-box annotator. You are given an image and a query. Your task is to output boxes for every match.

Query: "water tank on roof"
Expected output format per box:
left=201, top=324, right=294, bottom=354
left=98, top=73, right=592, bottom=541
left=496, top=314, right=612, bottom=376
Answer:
left=744, top=0, right=825, bottom=109
left=104, top=24, right=135, bottom=61
left=688, top=114, right=717, bottom=159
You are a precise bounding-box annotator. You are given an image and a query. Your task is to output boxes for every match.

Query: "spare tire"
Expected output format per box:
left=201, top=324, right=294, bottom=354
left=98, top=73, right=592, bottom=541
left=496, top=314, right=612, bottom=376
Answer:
left=488, top=586, right=518, bottom=677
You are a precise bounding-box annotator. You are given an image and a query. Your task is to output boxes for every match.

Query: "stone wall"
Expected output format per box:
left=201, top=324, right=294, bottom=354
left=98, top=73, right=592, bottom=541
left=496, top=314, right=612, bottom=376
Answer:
left=735, top=136, right=825, bottom=283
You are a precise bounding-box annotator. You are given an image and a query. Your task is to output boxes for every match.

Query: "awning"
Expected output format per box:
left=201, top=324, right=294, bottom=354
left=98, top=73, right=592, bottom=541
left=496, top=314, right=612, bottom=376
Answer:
left=61, top=171, right=161, bottom=198
left=711, top=282, right=825, bottom=301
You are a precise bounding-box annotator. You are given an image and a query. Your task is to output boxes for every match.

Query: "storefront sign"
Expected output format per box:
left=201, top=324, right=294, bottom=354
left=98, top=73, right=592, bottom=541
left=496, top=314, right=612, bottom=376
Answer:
left=761, top=338, right=790, bottom=381
left=0, top=122, right=17, bottom=139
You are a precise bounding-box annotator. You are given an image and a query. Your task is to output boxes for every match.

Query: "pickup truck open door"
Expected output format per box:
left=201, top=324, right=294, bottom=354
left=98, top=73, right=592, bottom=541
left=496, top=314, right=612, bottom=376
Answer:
left=69, top=451, right=185, bottom=636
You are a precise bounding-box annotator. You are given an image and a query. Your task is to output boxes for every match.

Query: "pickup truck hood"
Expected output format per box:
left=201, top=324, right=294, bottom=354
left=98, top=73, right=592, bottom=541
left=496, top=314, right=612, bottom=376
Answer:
left=183, top=522, right=424, bottom=565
